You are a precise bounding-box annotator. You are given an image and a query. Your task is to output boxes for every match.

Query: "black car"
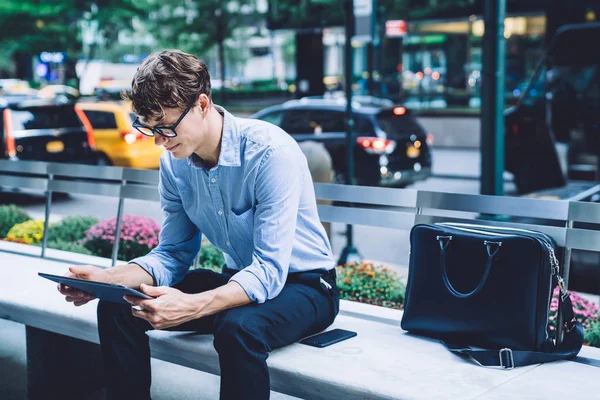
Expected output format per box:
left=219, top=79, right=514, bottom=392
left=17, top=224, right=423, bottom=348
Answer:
left=505, top=23, right=600, bottom=194
left=0, top=97, right=98, bottom=164
left=251, top=96, right=432, bottom=187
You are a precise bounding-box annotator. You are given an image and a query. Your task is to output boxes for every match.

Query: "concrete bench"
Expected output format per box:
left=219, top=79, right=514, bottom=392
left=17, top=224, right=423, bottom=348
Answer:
left=1, top=160, right=600, bottom=399
left=2, top=248, right=600, bottom=400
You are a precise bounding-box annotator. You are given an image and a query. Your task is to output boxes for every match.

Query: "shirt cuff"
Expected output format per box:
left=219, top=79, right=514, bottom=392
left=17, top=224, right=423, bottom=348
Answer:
left=229, top=268, right=269, bottom=304
left=129, top=255, right=171, bottom=287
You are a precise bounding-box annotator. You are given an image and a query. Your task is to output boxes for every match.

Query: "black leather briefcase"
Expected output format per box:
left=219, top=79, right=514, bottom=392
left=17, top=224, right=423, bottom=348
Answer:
left=401, top=223, right=583, bottom=368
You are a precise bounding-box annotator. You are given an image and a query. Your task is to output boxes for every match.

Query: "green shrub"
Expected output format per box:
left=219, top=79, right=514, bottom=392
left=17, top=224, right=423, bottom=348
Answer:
left=584, top=320, right=600, bottom=348
left=194, top=238, right=225, bottom=272
left=47, top=216, right=100, bottom=243
left=336, top=262, right=405, bottom=309
left=0, top=204, right=31, bottom=238
left=6, top=220, right=44, bottom=244
left=46, top=240, right=93, bottom=256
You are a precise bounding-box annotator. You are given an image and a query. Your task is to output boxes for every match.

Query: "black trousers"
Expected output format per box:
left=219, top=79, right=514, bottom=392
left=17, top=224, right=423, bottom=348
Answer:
left=97, top=267, right=339, bottom=400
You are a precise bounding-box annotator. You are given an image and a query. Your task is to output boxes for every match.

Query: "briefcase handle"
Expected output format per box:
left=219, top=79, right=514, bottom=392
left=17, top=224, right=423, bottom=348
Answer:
left=438, top=236, right=502, bottom=299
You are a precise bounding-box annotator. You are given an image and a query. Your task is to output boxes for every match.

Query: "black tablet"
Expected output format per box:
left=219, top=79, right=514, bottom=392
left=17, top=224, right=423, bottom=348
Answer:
left=39, top=272, right=154, bottom=306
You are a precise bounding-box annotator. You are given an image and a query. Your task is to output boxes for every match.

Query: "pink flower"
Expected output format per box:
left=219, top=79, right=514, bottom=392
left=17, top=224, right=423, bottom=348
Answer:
left=84, top=214, right=161, bottom=254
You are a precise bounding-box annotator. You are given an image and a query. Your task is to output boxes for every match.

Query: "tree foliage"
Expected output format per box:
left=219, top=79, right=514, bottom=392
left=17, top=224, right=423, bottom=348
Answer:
left=145, top=0, right=260, bottom=100
left=0, top=0, right=147, bottom=79
left=266, top=0, right=410, bottom=30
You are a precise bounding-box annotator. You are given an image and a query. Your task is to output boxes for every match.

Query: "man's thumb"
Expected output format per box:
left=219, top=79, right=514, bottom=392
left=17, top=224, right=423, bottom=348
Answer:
left=69, top=265, right=94, bottom=277
left=140, top=284, right=168, bottom=297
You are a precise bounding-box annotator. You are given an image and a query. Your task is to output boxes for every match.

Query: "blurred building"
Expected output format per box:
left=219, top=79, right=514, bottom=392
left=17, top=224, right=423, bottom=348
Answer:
left=370, top=0, right=600, bottom=108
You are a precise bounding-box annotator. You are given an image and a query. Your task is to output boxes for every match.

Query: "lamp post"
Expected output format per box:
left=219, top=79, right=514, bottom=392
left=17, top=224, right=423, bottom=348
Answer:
left=338, top=0, right=362, bottom=266
left=480, top=0, right=506, bottom=196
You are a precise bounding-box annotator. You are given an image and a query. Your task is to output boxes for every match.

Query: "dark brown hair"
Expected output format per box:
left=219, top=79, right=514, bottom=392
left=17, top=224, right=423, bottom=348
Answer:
left=123, top=49, right=212, bottom=123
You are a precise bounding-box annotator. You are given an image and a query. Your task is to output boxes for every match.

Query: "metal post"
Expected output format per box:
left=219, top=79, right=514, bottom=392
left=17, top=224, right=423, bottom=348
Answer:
left=111, top=185, right=126, bottom=267
left=480, top=0, right=506, bottom=196
left=556, top=220, right=574, bottom=344
left=367, top=43, right=374, bottom=95
left=41, top=174, right=53, bottom=258
left=339, top=0, right=361, bottom=265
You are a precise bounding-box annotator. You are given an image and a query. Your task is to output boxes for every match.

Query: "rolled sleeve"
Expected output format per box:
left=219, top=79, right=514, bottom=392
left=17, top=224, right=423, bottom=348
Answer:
left=129, top=156, right=201, bottom=287
left=229, top=145, right=304, bottom=303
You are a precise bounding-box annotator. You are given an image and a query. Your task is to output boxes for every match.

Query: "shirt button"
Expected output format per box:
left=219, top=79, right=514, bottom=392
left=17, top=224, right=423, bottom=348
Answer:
left=211, top=178, right=217, bottom=183
left=218, top=210, right=223, bottom=215
left=226, top=241, right=231, bottom=246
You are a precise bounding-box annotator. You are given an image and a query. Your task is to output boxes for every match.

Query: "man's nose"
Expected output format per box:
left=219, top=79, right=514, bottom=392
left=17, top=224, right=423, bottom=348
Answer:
left=154, top=134, right=166, bottom=146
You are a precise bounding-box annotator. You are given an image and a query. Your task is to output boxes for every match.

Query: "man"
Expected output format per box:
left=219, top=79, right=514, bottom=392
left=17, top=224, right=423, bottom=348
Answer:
left=58, top=49, right=338, bottom=400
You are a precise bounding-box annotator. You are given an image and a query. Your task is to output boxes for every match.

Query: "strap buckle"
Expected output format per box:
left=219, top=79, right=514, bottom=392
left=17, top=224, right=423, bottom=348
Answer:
left=437, top=235, right=453, bottom=250
left=564, top=319, right=577, bottom=333
left=557, top=276, right=569, bottom=301
left=499, top=348, right=515, bottom=370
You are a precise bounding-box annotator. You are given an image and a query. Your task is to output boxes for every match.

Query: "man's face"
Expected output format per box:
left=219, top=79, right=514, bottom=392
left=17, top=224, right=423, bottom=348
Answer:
left=140, top=101, right=207, bottom=159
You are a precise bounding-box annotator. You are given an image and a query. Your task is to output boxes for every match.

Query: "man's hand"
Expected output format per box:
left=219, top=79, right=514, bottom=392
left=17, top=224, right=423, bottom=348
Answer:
left=124, top=284, right=210, bottom=330
left=57, top=265, right=110, bottom=307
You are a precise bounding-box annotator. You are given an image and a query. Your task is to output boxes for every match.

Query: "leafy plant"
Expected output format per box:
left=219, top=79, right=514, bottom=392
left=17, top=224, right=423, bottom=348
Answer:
left=194, top=237, right=225, bottom=273
left=47, top=216, right=100, bottom=243
left=336, top=262, right=406, bottom=309
left=83, top=214, right=161, bottom=260
left=6, top=219, right=44, bottom=244
left=584, top=320, right=600, bottom=348
left=0, top=204, right=31, bottom=238
left=46, top=240, right=93, bottom=256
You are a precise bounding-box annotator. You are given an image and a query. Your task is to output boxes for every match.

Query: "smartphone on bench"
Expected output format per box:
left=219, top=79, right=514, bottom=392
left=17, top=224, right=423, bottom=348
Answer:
left=300, top=329, right=357, bottom=348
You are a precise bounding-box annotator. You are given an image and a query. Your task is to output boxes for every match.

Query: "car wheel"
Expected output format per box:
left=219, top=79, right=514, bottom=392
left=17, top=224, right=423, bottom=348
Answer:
left=96, top=154, right=113, bottom=166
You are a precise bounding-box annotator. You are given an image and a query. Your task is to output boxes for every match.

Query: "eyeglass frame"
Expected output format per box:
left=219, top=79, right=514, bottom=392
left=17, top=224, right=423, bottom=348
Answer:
left=132, top=102, right=195, bottom=138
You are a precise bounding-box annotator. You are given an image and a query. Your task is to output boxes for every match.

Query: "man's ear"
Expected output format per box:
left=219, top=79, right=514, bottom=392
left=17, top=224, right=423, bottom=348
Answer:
left=198, top=94, right=210, bottom=114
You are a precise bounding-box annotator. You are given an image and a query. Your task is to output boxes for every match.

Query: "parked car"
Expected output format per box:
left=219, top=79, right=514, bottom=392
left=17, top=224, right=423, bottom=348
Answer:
left=250, top=96, right=432, bottom=187
left=505, top=23, right=600, bottom=194
left=77, top=101, right=163, bottom=169
left=0, top=97, right=98, bottom=164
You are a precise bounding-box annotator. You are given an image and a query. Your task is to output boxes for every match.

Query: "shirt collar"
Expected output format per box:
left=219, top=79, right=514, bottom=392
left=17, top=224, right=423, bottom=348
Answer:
left=187, top=104, right=241, bottom=169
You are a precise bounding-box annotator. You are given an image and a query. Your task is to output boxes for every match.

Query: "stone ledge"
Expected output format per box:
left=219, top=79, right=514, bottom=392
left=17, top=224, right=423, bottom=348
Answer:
left=1, top=251, right=599, bottom=400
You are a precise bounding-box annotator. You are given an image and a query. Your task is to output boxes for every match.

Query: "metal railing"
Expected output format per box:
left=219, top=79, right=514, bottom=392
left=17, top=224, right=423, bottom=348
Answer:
left=1, top=160, right=600, bottom=342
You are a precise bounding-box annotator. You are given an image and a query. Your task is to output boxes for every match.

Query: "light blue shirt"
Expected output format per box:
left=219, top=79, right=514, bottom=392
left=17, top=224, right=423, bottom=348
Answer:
left=130, top=105, right=335, bottom=303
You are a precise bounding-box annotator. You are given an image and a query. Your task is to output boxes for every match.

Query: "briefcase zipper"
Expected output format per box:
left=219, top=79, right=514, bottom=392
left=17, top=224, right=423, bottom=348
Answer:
left=438, top=223, right=556, bottom=244
left=435, top=223, right=514, bottom=237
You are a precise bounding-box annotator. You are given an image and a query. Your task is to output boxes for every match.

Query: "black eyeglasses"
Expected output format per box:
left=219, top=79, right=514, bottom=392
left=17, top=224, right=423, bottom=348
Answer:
left=132, top=102, right=194, bottom=138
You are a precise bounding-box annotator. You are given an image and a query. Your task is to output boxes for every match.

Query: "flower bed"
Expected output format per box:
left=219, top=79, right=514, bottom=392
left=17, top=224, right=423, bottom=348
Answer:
left=336, top=262, right=405, bottom=309
left=0, top=204, right=31, bottom=238
left=83, top=214, right=161, bottom=260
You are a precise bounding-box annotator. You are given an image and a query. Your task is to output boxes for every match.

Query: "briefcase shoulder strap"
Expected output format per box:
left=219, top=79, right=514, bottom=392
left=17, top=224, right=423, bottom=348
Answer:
left=442, top=286, right=584, bottom=369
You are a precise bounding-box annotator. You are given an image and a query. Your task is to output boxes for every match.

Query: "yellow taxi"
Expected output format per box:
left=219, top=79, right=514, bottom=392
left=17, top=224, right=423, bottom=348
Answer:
left=77, top=101, right=162, bottom=169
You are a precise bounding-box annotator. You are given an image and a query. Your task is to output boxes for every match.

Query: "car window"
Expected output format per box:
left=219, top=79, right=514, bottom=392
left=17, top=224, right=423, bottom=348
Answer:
left=83, top=110, right=118, bottom=129
left=256, top=110, right=283, bottom=126
left=10, top=106, right=81, bottom=131
left=281, top=109, right=346, bottom=134
left=376, top=110, right=423, bottom=138
left=318, top=111, right=346, bottom=132
left=356, top=116, right=376, bottom=135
